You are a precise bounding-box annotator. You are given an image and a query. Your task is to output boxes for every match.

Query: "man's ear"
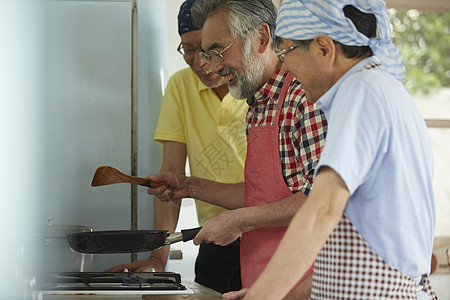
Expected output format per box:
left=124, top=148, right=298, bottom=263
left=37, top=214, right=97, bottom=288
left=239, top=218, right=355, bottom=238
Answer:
left=312, top=34, right=336, bottom=64
left=256, top=23, right=272, bottom=54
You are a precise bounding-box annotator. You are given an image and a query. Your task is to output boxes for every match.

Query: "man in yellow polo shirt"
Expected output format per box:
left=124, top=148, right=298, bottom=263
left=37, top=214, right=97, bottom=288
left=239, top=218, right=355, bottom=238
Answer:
left=106, top=0, right=247, bottom=294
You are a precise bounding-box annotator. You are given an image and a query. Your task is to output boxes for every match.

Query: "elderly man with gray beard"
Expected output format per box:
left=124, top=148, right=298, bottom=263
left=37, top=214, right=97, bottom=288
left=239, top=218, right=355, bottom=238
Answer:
left=147, top=0, right=327, bottom=298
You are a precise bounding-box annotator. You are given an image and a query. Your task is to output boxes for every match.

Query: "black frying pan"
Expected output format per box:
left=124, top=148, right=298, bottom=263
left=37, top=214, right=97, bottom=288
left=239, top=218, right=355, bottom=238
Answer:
left=67, top=227, right=201, bottom=254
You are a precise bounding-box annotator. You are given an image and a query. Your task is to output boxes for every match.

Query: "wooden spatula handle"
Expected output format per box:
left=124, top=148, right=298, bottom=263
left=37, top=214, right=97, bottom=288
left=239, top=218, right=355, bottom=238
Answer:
left=110, top=172, right=167, bottom=188
left=140, top=179, right=168, bottom=188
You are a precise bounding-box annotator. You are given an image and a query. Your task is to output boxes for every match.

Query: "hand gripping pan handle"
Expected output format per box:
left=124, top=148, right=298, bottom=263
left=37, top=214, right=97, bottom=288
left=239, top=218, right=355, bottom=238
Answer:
left=165, top=227, right=202, bottom=245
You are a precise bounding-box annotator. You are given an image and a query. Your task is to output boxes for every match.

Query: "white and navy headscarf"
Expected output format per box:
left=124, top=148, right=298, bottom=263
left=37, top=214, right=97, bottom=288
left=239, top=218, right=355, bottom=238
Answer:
left=275, top=0, right=405, bottom=81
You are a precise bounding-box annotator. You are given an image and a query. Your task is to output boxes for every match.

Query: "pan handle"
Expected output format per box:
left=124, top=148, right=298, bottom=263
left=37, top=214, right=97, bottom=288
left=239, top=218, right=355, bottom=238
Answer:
left=181, top=227, right=202, bottom=242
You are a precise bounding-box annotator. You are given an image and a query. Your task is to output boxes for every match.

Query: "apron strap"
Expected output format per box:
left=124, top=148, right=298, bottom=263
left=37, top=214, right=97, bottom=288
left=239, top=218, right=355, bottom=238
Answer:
left=419, top=274, right=438, bottom=300
left=273, top=72, right=294, bottom=125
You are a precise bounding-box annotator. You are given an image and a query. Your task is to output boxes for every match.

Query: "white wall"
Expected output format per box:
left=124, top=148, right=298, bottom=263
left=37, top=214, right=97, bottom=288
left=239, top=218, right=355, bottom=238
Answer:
left=0, top=0, right=44, bottom=297
left=0, top=0, right=169, bottom=280
left=38, top=1, right=137, bottom=271
left=166, top=0, right=187, bottom=78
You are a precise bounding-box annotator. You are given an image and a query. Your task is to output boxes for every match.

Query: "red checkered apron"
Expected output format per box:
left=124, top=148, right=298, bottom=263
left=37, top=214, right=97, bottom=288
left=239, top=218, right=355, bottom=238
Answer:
left=241, top=73, right=314, bottom=288
left=311, top=215, right=438, bottom=299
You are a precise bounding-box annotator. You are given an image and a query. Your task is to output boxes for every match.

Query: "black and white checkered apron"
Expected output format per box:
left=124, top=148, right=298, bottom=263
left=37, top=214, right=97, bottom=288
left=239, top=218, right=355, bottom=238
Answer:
left=311, top=215, right=438, bottom=299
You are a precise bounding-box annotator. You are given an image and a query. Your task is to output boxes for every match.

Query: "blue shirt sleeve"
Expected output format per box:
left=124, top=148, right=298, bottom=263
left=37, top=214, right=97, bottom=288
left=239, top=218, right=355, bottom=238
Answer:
left=316, top=77, right=388, bottom=195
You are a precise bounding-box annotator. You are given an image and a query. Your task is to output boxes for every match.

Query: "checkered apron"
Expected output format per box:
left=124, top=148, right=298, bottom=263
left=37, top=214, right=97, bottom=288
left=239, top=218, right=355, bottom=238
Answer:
left=311, top=215, right=438, bottom=299
left=241, top=73, right=314, bottom=288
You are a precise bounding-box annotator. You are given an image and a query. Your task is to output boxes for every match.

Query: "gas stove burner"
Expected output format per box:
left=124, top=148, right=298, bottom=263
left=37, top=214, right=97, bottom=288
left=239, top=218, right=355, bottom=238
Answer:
left=121, top=275, right=148, bottom=287
left=35, top=271, right=187, bottom=291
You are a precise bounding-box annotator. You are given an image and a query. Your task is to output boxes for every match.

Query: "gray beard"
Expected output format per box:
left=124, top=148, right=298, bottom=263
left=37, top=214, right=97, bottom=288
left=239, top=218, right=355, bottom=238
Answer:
left=227, top=50, right=264, bottom=100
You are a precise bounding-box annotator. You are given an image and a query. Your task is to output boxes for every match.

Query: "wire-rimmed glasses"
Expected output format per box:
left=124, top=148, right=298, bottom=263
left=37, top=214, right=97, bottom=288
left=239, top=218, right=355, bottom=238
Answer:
left=199, top=37, right=240, bottom=64
left=177, top=42, right=202, bottom=58
left=275, top=44, right=302, bottom=63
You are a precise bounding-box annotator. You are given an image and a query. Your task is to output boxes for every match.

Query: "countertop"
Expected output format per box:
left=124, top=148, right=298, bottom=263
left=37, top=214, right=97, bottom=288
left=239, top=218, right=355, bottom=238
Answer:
left=33, top=281, right=222, bottom=300
left=143, top=281, right=222, bottom=299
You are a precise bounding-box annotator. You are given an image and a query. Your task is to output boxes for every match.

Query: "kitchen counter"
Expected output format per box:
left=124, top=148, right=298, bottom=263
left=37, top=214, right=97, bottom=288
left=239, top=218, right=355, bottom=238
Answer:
left=33, top=281, right=222, bottom=300
left=143, top=281, right=222, bottom=299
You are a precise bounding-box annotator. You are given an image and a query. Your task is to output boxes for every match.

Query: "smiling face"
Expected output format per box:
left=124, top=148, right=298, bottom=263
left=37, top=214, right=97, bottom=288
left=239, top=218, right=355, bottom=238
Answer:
left=278, top=37, right=329, bottom=103
left=278, top=36, right=350, bottom=103
left=201, top=10, right=264, bottom=100
left=180, top=30, right=227, bottom=89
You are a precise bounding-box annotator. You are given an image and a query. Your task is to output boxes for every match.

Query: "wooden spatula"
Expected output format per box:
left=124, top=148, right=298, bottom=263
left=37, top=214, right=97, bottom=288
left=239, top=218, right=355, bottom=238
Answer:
left=91, top=166, right=166, bottom=188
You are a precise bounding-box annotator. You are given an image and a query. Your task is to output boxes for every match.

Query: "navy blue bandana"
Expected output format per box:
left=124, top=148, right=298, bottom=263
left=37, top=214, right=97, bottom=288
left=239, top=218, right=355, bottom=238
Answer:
left=178, top=0, right=199, bottom=36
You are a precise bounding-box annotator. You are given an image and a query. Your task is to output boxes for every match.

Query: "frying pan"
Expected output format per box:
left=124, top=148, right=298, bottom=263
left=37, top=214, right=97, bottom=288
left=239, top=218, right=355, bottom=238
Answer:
left=67, top=227, right=201, bottom=254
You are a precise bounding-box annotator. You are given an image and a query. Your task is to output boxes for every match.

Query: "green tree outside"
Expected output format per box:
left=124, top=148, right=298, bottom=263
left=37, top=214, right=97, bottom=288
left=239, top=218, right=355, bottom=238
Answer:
left=389, top=9, right=450, bottom=94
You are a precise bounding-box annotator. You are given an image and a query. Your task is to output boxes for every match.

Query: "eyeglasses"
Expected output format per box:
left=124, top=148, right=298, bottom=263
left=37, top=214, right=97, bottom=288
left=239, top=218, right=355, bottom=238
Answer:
left=276, top=44, right=301, bottom=63
left=199, top=37, right=240, bottom=64
left=177, top=42, right=202, bottom=57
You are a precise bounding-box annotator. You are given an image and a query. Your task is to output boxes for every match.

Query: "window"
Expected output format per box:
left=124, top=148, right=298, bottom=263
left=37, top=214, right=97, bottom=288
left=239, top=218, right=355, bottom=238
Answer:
left=388, top=4, right=450, bottom=235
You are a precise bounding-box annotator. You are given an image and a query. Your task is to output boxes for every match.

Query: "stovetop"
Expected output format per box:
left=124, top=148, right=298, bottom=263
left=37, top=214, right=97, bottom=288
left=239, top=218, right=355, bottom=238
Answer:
left=34, top=271, right=193, bottom=295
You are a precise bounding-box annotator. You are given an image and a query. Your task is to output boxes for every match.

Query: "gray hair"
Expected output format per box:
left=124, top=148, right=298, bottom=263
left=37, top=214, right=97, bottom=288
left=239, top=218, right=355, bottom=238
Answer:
left=191, top=0, right=279, bottom=53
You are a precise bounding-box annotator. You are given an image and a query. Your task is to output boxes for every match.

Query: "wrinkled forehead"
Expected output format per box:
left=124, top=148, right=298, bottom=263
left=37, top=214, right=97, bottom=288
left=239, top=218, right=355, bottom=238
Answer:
left=200, top=10, right=233, bottom=51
